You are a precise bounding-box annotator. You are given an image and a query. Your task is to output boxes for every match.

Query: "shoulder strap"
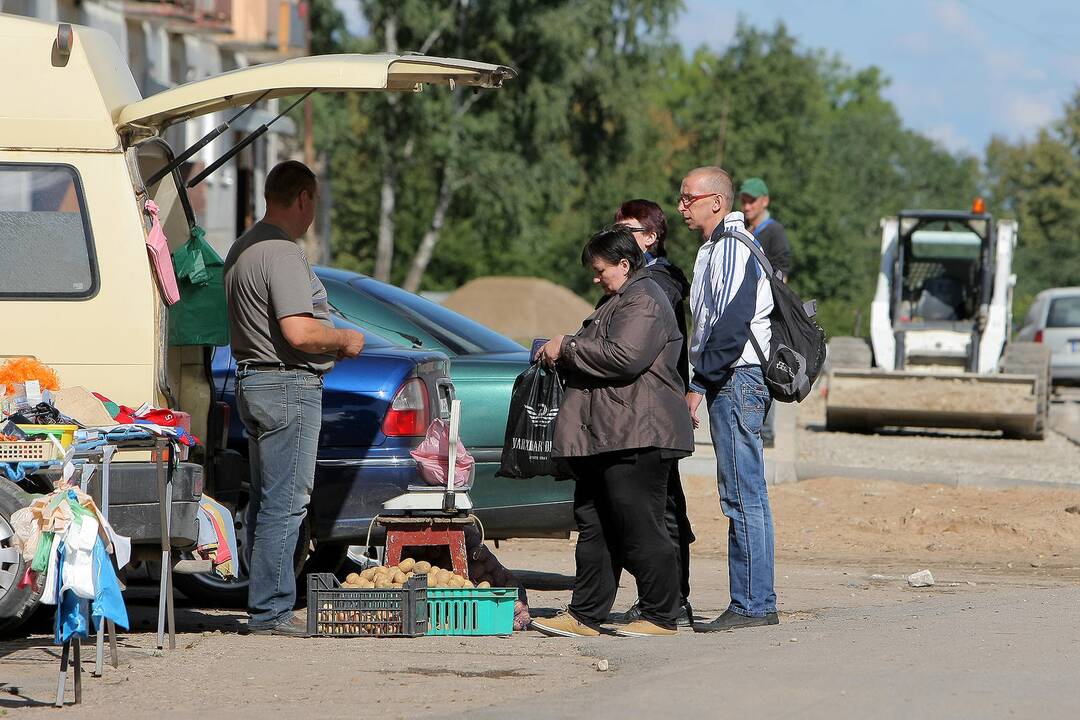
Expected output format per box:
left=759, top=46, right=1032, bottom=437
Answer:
left=718, top=230, right=777, bottom=281
left=717, top=230, right=771, bottom=367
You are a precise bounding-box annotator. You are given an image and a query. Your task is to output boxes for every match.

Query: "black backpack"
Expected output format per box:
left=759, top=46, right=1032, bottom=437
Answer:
left=723, top=231, right=827, bottom=402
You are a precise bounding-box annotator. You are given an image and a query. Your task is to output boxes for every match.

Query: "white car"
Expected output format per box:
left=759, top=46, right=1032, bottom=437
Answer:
left=1017, top=287, right=1080, bottom=383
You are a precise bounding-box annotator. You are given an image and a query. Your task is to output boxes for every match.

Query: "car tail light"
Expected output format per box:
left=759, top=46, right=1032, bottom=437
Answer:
left=1034, top=330, right=1044, bottom=343
left=382, top=377, right=430, bottom=436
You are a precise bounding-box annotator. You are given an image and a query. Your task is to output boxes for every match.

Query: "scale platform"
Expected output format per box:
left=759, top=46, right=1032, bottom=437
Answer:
left=382, top=485, right=473, bottom=512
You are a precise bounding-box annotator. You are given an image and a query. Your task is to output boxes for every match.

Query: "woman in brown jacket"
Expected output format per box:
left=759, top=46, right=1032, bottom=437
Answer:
left=531, top=226, right=694, bottom=638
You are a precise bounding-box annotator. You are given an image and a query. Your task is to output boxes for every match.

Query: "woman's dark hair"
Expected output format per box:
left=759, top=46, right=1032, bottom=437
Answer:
left=614, top=199, right=668, bottom=257
left=580, top=225, right=646, bottom=273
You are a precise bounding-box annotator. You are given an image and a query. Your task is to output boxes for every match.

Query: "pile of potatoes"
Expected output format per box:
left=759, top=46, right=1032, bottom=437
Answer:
left=339, top=557, right=493, bottom=590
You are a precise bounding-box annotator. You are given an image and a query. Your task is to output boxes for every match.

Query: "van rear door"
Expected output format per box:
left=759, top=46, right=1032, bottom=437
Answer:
left=117, top=54, right=515, bottom=132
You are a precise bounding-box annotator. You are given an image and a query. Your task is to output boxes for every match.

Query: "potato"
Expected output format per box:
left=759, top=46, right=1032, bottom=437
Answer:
left=448, top=575, right=466, bottom=588
left=375, top=579, right=393, bottom=589
left=398, top=558, right=416, bottom=572
left=359, top=567, right=378, bottom=581
left=359, top=579, right=375, bottom=589
left=392, top=570, right=408, bottom=584
left=413, top=561, right=431, bottom=574
left=428, top=565, right=442, bottom=575
left=477, top=581, right=491, bottom=589
left=345, top=572, right=362, bottom=585
left=462, top=580, right=475, bottom=589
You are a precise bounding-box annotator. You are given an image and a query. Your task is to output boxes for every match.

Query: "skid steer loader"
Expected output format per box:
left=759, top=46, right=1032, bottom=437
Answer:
left=825, top=205, right=1050, bottom=439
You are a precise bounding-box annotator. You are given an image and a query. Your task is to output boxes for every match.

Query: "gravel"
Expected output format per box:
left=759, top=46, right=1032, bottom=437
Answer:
left=795, top=391, right=1080, bottom=486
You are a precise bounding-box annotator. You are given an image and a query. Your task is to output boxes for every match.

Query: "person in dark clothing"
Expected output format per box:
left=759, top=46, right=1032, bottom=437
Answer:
left=612, top=199, right=696, bottom=627
left=739, top=177, right=791, bottom=447
left=530, top=226, right=694, bottom=638
left=739, top=177, right=792, bottom=281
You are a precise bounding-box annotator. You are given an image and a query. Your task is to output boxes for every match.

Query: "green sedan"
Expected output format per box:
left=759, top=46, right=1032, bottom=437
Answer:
left=316, top=266, right=574, bottom=539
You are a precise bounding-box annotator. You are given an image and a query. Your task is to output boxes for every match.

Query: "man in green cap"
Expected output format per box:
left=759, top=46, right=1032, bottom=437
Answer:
left=739, top=177, right=792, bottom=282
left=739, top=177, right=790, bottom=448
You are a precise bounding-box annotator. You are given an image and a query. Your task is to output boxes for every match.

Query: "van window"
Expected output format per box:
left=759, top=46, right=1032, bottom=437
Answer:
left=0, top=164, right=97, bottom=299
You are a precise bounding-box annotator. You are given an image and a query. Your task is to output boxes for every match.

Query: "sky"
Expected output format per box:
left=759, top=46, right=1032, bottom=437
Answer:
left=333, top=0, right=1080, bottom=156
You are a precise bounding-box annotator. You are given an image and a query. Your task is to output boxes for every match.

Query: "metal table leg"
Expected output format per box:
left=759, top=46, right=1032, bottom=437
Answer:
left=156, top=438, right=176, bottom=650
left=55, top=641, right=70, bottom=707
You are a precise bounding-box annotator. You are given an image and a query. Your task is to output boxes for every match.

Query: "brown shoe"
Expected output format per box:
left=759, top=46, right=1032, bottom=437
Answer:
left=531, top=611, right=600, bottom=638
left=614, top=620, right=677, bottom=637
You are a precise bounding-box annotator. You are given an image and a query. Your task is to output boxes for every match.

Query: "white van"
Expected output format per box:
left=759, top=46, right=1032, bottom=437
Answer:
left=0, top=12, right=512, bottom=632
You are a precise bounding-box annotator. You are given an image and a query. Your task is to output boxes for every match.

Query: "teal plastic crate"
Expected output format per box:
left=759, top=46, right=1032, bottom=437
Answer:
left=426, top=587, right=517, bottom=636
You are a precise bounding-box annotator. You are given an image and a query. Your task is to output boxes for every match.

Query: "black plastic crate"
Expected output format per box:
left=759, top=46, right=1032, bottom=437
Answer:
left=306, top=573, right=429, bottom=637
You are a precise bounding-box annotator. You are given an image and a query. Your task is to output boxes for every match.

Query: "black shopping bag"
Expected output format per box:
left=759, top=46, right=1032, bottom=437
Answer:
left=497, top=363, right=566, bottom=478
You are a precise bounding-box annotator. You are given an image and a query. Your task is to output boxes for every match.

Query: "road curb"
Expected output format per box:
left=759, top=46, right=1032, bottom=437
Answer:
left=794, top=462, right=1080, bottom=492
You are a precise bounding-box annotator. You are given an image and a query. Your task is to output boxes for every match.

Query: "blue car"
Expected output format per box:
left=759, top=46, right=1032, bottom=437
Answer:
left=174, top=313, right=454, bottom=605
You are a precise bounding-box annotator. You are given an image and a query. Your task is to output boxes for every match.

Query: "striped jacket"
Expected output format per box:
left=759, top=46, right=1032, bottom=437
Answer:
left=688, top=212, right=773, bottom=392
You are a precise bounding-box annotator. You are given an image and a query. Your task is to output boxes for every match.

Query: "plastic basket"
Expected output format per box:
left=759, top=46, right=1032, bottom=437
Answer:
left=16, top=424, right=78, bottom=449
left=0, top=440, right=62, bottom=463
left=425, top=587, right=517, bottom=636
left=307, top=573, right=429, bottom=637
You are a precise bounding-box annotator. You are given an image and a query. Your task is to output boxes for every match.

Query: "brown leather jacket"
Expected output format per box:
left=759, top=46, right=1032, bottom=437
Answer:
left=552, top=270, right=695, bottom=458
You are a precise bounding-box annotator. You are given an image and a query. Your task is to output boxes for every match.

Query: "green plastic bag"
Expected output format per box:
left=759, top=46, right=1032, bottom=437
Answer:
left=169, top=225, right=230, bottom=346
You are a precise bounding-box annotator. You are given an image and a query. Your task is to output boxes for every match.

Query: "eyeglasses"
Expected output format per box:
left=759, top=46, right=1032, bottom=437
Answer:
left=677, top=192, right=721, bottom=208
left=619, top=226, right=648, bottom=234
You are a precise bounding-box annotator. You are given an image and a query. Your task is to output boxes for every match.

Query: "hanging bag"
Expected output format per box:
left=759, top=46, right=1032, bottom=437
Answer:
left=497, top=363, right=566, bottom=478
left=143, top=200, right=181, bottom=305
left=169, top=225, right=230, bottom=346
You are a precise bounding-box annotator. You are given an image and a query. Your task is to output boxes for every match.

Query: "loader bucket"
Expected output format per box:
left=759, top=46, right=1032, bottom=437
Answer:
left=824, top=370, right=1045, bottom=439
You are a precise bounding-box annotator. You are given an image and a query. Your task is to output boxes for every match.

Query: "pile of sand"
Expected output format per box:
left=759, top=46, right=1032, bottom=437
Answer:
left=444, top=276, right=595, bottom=346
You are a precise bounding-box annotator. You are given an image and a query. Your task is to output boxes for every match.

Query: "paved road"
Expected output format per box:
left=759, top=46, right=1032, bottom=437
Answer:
left=444, top=583, right=1080, bottom=720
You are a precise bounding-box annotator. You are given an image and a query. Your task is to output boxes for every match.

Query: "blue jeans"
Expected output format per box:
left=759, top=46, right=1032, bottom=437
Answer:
left=236, top=366, right=323, bottom=629
left=706, top=366, right=777, bottom=617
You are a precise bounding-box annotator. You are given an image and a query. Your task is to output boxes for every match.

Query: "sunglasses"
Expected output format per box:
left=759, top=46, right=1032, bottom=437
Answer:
left=677, top=192, right=722, bottom=208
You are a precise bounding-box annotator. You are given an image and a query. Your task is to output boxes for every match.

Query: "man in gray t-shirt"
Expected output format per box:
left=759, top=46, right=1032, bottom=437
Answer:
left=224, top=161, right=364, bottom=636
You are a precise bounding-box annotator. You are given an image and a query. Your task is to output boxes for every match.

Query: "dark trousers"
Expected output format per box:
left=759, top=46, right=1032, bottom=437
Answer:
left=567, top=448, right=680, bottom=628
left=665, top=462, right=695, bottom=604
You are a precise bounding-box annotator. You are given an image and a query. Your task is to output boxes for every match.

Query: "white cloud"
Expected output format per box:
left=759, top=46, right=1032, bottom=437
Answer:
left=895, top=31, right=935, bottom=56
left=1003, top=94, right=1057, bottom=136
left=925, top=123, right=976, bottom=154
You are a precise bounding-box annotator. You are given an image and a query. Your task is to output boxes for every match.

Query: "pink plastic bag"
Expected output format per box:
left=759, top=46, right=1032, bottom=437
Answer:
left=410, top=418, right=474, bottom=488
left=144, top=200, right=180, bottom=305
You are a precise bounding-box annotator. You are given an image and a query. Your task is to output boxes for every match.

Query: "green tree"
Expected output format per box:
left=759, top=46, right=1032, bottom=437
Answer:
left=986, top=91, right=1080, bottom=317
left=314, top=0, right=682, bottom=292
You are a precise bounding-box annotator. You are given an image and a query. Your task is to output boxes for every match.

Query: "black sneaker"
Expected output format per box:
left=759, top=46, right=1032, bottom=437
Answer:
left=612, top=601, right=694, bottom=627
left=692, top=609, right=778, bottom=633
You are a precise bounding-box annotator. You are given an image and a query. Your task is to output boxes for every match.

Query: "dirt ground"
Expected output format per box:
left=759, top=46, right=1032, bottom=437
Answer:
left=690, top=475, right=1080, bottom=572
left=3, top=475, right=1079, bottom=718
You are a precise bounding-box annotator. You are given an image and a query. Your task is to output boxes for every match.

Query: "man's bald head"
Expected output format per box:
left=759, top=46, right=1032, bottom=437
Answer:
left=679, top=166, right=734, bottom=239
left=685, top=166, right=733, bottom=213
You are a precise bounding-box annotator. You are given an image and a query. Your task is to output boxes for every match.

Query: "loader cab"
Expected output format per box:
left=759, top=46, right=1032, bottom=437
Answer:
left=891, top=211, right=994, bottom=371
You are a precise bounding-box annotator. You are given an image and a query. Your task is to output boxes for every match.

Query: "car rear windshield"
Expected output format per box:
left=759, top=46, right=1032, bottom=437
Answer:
left=0, top=164, right=97, bottom=299
left=339, top=277, right=524, bottom=356
left=1046, top=296, right=1080, bottom=328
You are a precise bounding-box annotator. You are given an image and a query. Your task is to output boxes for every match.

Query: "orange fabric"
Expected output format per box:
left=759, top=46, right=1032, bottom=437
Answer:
left=0, top=357, right=61, bottom=395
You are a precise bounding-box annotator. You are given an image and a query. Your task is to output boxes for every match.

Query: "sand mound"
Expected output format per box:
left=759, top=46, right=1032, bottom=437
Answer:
left=443, top=276, right=594, bottom=346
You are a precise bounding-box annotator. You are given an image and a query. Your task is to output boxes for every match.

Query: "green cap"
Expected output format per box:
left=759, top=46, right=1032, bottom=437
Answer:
left=739, top=177, right=769, bottom=198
